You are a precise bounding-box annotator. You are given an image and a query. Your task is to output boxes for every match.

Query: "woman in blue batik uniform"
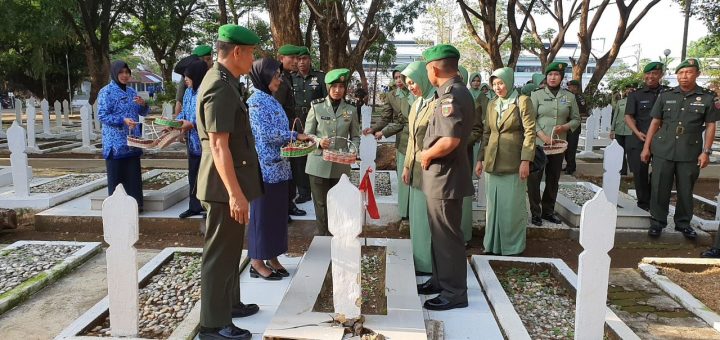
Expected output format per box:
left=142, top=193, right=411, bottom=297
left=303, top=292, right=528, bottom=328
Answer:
left=177, top=60, right=208, bottom=218
left=98, top=61, right=149, bottom=210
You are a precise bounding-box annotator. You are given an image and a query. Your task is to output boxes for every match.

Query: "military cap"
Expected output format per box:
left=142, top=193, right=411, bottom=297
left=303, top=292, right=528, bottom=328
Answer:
left=422, top=44, right=460, bottom=63
left=675, top=58, right=701, bottom=73
left=545, top=61, right=568, bottom=75
left=567, top=79, right=580, bottom=86
left=325, top=68, right=351, bottom=84
left=278, top=44, right=300, bottom=56
left=192, top=45, right=212, bottom=57
left=297, top=46, right=310, bottom=56
left=643, top=61, right=664, bottom=73
left=217, top=24, right=260, bottom=45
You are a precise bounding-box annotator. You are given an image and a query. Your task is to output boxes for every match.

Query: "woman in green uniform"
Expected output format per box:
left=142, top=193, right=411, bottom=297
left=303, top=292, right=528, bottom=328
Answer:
left=401, top=61, right=437, bottom=274
left=475, top=67, right=536, bottom=255
left=304, top=68, right=361, bottom=236
left=610, top=82, right=637, bottom=175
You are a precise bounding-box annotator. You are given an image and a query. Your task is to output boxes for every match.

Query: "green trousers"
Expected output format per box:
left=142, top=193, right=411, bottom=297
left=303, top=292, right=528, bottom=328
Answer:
left=396, top=151, right=409, bottom=219
left=409, top=185, right=432, bottom=273
left=650, top=157, right=700, bottom=229
left=309, top=175, right=340, bottom=236
left=461, top=196, right=473, bottom=242
left=199, top=201, right=243, bottom=328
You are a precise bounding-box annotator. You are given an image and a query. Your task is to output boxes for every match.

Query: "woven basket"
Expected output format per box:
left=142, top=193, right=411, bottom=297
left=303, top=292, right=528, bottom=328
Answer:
left=322, top=136, right=358, bottom=165
left=155, top=129, right=184, bottom=149
left=543, top=134, right=568, bottom=155
left=127, top=136, right=157, bottom=149
left=281, top=118, right=315, bottom=157
left=154, top=118, right=183, bottom=128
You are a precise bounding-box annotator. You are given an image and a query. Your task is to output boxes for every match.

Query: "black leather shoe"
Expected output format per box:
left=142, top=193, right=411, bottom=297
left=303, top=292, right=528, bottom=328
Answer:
left=179, top=209, right=203, bottom=218
left=265, top=260, right=290, bottom=277
left=417, top=280, right=442, bottom=295
left=701, top=247, right=720, bottom=258
left=197, top=325, right=251, bottom=340
left=542, top=214, right=562, bottom=224
left=531, top=216, right=543, bottom=226
left=231, top=302, right=259, bottom=318
left=648, top=226, right=663, bottom=237
left=674, top=226, right=697, bottom=239
left=289, top=206, right=307, bottom=216
left=423, top=296, right=468, bottom=311
left=249, top=265, right=282, bottom=280
left=564, top=170, right=575, bottom=176
left=295, top=194, right=312, bottom=204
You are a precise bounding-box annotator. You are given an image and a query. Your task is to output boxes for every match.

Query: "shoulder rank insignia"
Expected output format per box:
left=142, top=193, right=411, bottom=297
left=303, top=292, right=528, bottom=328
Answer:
left=441, top=102, right=454, bottom=117
left=445, top=84, right=453, bottom=94
left=220, top=71, right=229, bottom=83
left=345, top=99, right=357, bottom=106
left=311, top=98, right=326, bottom=105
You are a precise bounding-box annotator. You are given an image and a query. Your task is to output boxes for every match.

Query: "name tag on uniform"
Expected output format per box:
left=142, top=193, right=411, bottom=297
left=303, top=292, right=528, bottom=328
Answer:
left=321, top=116, right=331, bottom=120
left=544, top=99, right=554, bottom=102
left=690, top=102, right=705, bottom=107
left=640, top=100, right=650, bottom=104
left=666, top=100, right=677, bottom=104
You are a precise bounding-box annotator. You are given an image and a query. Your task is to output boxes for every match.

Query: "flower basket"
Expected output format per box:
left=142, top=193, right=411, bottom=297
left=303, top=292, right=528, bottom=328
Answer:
left=127, top=136, right=158, bottom=149
left=322, top=136, right=358, bottom=165
left=543, top=133, right=568, bottom=155
left=281, top=118, right=315, bottom=157
left=154, top=118, right=183, bottom=128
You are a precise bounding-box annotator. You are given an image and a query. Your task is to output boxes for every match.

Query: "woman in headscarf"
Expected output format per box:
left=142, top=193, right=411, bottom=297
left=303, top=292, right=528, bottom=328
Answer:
left=304, top=68, right=361, bottom=236
left=97, top=60, right=149, bottom=210
left=480, top=83, right=496, bottom=100
left=177, top=60, right=208, bottom=219
left=247, top=57, right=311, bottom=280
left=475, top=67, right=536, bottom=255
left=468, top=72, right=483, bottom=101
left=401, top=61, right=437, bottom=275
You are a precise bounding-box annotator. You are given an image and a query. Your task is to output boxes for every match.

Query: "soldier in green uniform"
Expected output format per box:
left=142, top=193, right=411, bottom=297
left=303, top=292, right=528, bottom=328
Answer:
left=304, top=68, right=361, bottom=236
left=641, top=59, right=720, bottom=239
left=415, top=44, right=472, bottom=311
left=363, top=64, right=413, bottom=220
left=610, top=82, right=637, bottom=175
left=274, top=44, right=306, bottom=218
left=291, top=46, right=326, bottom=204
left=528, top=62, right=580, bottom=226
left=195, top=24, right=262, bottom=340
left=564, top=79, right=587, bottom=175
left=625, top=62, right=669, bottom=211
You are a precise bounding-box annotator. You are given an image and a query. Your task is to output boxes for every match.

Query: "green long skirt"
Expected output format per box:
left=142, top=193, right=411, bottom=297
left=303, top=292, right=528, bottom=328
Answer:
left=409, top=185, right=432, bottom=273
left=461, top=196, right=473, bottom=242
left=396, top=151, right=410, bottom=219
left=484, top=172, right=527, bottom=255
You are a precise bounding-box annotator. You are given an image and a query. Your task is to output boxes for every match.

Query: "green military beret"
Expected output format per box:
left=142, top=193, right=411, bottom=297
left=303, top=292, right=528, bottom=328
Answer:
left=675, top=58, right=701, bottom=73
left=422, top=44, right=460, bottom=63
left=545, top=61, right=568, bottom=75
left=643, top=61, right=664, bottom=73
left=278, top=44, right=300, bottom=56
left=217, top=24, right=260, bottom=45
left=297, top=46, right=310, bottom=56
left=521, top=83, right=539, bottom=96
left=192, top=45, right=212, bottom=57
left=567, top=79, right=580, bottom=86
left=325, top=68, right=351, bottom=84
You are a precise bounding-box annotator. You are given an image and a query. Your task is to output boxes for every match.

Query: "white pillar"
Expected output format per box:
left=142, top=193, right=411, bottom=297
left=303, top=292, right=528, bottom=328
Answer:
left=41, top=99, right=51, bottom=135
left=8, top=122, right=30, bottom=197
left=25, top=105, right=39, bottom=153
left=54, top=100, right=63, bottom=128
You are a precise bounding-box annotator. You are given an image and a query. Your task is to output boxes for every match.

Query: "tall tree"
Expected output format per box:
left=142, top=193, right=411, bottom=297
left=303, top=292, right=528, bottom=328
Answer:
left=457, top=0, right=536, bottom=69
left=572, top=0, right=660, bottom=98
left=59, top=0, right=129, bottom=104
left=517, top=0, right=583, bottom=71
left=266, top=0, right=303, bottom=48
left=227, top=0, right=264, bottom=25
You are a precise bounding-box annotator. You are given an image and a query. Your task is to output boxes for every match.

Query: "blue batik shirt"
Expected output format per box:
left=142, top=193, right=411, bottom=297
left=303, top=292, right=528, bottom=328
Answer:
left=98, top=81, right=150, bottom=159
left=247, top=90, right=297, bottom=184
left=177, top=87, right=201, bottom=157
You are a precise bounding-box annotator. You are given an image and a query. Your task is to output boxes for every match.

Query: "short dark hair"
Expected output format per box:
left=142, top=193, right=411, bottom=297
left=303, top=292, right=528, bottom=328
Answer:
left=435, top=57, right=459, bottom=75
left=215, top=41, right=237, bottom=57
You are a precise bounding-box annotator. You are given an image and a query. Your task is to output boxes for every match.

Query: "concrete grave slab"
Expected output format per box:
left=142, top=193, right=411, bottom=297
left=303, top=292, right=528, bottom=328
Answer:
left=90, top=169, right=188, bottom=212
left=555, top=181, right=650, bottom=229
left=0, top=165, right=32, bottom=187
left=0, top=173, right=107, bottom=209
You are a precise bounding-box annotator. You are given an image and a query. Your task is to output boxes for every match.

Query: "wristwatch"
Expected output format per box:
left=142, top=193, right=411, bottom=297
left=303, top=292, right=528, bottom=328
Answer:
left=703, top=148, right=712, bottom=155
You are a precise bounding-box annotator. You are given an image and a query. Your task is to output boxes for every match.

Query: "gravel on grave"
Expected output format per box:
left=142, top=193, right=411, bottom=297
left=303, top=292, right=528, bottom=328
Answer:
left=143, top=171, right=187, bottom=191
left=349, top=170, right=391, bottom=196
left=558, top=184, right=597, bottom=207
left=84, top=254, right=201, bottom=339
left=496, top=267, right=576, bottom=339
left=659, top=265, right=720, bottom=314
left=0, top=244, right=81, bottom=295
left=29, top=173, right=104, bottom=193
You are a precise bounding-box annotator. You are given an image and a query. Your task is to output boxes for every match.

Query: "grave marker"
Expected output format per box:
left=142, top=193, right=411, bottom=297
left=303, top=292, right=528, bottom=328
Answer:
left=599, top=105, right=612, bottom=133
left=93, top=101, right=100, bottom=132
left=360, top=135, right=377, bottom=190
left=327, top=174, right=363, bottom=318
left=361, top=105, right=372, bottom=130
left=162, top=102, right=173, bottom=119
left=577, top=113, right=601, bottom=159
left=14, top=98, right=22, bottom=125
left=25, top=105, right=39, bottom=153
left=8, top=122, right=29, bottom=197
left=62, top=100, right=70, bottom=124
left=102, top=184, right=140, bottom=337
left=54, top=100, right=63, bottom=128
left=40, top=99, right=51, bottom=135
left=78, top=105, right=97, bottom=151
left=602, top=140, right=623, bottom=205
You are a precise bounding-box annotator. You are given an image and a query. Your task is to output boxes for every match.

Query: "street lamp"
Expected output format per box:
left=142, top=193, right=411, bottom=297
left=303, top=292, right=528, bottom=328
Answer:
left=160, top=59, right=167, bottom=94
left=663, top=49, right=671, bottom=75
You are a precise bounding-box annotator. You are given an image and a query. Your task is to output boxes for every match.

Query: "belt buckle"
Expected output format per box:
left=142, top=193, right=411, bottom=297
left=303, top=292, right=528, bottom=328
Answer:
left=676, top=126, right=684, bottom=135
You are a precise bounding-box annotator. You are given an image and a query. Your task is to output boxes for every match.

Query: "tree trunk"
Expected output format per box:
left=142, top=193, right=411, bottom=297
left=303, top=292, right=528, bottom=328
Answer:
left=681, top=0, right=692, bottom=60
left=84, top=44, right=110, bottom=105
left=266, top=0, right=303, bottom=48
left=218, top=0, right=228, bottom=25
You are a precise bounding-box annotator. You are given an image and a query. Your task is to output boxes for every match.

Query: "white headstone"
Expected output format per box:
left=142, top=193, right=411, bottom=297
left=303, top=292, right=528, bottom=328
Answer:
left=584, top=114, right=598, bottom=152
left=476, top=178, right=486, bottom=208
left=25, top=105, right=39, bottom=153
left=62, top=100, right=70, bottom=124
left=162, top=103, right=173, bottom=119
left=599, top=105, right=612, bottom=133
left=93, top=101, right=101, bottom=132
left=602, top=140, right=623, bottom=205
left=8, top=122, right=30, bottom=197
left=41, top=99, right=51, bottom=135
left=359, top=135, right=377, bottom=190
left=361, top=105, right=372, bottom=130
left=54, top=100, right=63, bottom=128
left=102, top=184, right=139, bottom=337
left=139, top=115, right=147, bottom=139
left=327, top=174, right=363, bottom=318
left=13, top=98, right=22, bottom=125
left=80, top=105, right=92, bottom=147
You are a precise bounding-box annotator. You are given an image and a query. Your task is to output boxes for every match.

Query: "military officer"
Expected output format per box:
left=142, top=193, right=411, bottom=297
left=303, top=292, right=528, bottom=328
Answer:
left=363, top=64, right=413, bottom=219
left=415, top=44, right=473, bottom=311
left=625, top=62, right=669, bottom=211
left=274, top=44, right=306, bottom=217
left=610, top=82, right=638, bottom=175
left=195, top=24, right=262, bottom=340
left=291, top=46, right=326, bottom=204
left=304, top=68, right=361, bottom=236
left=641, top=59, right=720, bottom=239
left=527, top=62, right=580, bottom=226
left=564, top=79, right=587, bottom=175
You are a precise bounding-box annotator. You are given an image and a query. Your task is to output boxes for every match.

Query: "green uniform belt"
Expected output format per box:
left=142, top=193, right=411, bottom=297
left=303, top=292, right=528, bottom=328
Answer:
left=667, top=125, right=704, bottom=135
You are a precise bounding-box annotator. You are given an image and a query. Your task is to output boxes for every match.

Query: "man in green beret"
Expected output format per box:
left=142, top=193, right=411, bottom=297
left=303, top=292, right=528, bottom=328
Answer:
left=174, top=44, right=215, bottom=116
left=563, top=79, right=587, bottom=175
left=641, top=58, right=720, bottom=241
left=195, top=24, right=262, bottom=340
left=415, top=44, right=472, bottom=311
left=274, top=44, right=307, bottom=218
left=291, top=46, right=326, bottom=204
left=624, top=61, right=669, bottom=211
